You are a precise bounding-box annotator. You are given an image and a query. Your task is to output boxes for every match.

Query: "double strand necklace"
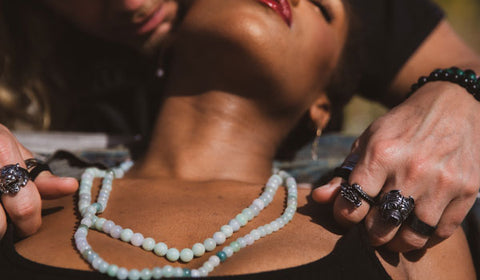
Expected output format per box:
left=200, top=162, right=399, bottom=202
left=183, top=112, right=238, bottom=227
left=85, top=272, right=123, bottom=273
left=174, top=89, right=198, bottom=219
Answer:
left=74, top=161, right=298, bottom=279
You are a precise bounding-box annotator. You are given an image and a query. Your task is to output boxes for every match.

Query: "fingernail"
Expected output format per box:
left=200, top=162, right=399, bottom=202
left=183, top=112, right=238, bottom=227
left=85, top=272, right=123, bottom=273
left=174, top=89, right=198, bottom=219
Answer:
left=316, top=183, right=331, bottom=189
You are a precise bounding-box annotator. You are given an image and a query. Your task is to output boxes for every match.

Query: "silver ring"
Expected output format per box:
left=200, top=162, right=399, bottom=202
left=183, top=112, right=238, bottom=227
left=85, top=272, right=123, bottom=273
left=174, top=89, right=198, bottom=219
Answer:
left=379, top=190, right=415, bottom=226
left=0, top=163, right=30, bottom=195
left=340, top=182, right=375, bottom=207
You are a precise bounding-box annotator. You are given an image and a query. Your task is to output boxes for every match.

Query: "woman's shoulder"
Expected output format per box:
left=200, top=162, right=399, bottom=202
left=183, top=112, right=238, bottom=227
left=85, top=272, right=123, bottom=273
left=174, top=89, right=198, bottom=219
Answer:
left=378, top=227, right=476, bottom=279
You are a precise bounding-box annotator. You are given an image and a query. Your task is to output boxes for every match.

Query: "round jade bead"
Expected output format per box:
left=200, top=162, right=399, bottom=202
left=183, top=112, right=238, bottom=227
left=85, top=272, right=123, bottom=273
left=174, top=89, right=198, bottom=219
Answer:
left=166, top=248, right=180, bottom=262
left=204, top=238, right=216, bottom=251
left=162, top=265, right=174, bottom=277
left=120, top=228, right=134, bottom=242
left=117, top=267, right=129, bottom=280
left=180, top=248, right=194, bottom=262
left=81, top=248, right=93, bottom=259
left=151, top=267, right=162, bottom=279
left=191, top=269, right=200, bottom=277
left=92, top=257, right=102, bottom=269
left=252, top=199, right=265, bottom=210
left=230, top=241, right=240, bottom=252
left=110, top=225, right=122, bottom=239
left=223, top=246, right=234, bottom=257
left=102, top=220, right=115, bottom=233
left=228, top=219, right=241, bottom=231
left=242, top=208, right=254, bottom=221
left=220, top=225, right=233, bottom=238
left=183, top=268, right=192, bottom=277
left=203, top=261, right=214, bottom=273
left=140, top=268, right=152, bottom=280
left=192, top=243, right=205, bottom=257
left=198, top=267, right=208, bottom=277
left=248, top=205, right=261, bottom=217
left=107, top=264, right=119, bottom=277
left=235, top=214, right=248, bottom=226
left=80, top=217, right=93, bottom=228
left=216, top=251, right=227, bottom=262
left=98, top=260, right=109, bottom=273
left=153, top=242, right=168, bottom=256
left=142, top=237, right=156, bottom=251
left=173, top=267, right=184, bottom=277
left=213, top=231, right=226, bottom=245
left=209, top=255, right=220, bottom=267
left=87, top=251, right=99, bottom=263
left=128, top=269, right=140, bottom=280
left=237, top=237, right=247, bottom=248
left=131, top=233, right=144, bottom=247
left=251, top=229, right=261, bottom=240
left=244, top=234, right=254, bottom=246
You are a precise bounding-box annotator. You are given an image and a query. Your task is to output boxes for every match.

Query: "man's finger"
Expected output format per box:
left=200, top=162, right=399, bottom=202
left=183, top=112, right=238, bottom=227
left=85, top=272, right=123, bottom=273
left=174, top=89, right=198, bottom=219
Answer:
left=2, top=181, right=41, bottom=237
left=0, top=207, right=7, bottom=239
left=34, top=172, right=78, bottom=200
left=312, top=177, right=342, bottom=204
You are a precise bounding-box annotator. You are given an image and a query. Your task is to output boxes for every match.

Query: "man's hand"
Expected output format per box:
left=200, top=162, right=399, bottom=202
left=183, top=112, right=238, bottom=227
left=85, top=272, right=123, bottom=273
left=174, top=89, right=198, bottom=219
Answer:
left=0, top=125, right=78, bottom=239
left=313, top=81, right=480, bottom=252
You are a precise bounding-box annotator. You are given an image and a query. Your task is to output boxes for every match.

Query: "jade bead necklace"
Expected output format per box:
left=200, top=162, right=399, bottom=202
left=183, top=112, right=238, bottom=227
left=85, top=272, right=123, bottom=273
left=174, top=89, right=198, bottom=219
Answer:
left=74, top=160, right=298, bottom=279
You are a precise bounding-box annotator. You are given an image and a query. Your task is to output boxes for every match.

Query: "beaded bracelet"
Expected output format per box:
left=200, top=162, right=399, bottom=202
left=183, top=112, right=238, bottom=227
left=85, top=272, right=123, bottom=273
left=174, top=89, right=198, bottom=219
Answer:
left=408, top=67, right=480, bottom=101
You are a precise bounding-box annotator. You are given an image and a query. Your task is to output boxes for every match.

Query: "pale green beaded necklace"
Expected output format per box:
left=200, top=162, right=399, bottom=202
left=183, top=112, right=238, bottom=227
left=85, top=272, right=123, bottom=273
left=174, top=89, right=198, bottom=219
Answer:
left=74, top=160, right=298, bottom=279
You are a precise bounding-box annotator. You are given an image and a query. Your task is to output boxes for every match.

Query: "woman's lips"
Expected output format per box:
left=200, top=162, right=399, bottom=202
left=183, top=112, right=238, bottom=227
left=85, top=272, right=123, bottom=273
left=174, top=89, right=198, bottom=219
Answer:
left=257, top=0, right=292, bottom=26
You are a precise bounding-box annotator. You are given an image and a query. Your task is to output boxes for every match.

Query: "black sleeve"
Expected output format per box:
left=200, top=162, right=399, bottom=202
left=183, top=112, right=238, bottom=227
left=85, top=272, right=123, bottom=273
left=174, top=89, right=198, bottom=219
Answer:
left=348, top=0, right=444, bottom=101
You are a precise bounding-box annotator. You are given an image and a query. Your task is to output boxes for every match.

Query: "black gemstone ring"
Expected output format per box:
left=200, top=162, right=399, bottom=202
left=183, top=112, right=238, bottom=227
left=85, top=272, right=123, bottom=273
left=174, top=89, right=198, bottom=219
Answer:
left=406, top=214, right=437, bottom=237
left=25, top=158, right=52, bottom=181
left=379, top=190, right=415, bottom=226
left=0, top=163, right=30, bottom=195
left=340, top=182, right=376, bottom=208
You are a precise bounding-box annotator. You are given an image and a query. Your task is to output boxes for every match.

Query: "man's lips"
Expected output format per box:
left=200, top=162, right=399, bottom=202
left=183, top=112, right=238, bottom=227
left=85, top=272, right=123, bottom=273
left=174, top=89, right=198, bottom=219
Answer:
left=257, top=0, right=292, bottom=26
left=136, top=5, right=168, bottom=34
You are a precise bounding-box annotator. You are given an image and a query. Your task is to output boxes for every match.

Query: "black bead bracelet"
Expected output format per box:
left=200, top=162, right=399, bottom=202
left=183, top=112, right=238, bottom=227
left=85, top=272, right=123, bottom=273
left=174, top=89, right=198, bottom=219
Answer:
left=408, top=67, right=480, bottom=101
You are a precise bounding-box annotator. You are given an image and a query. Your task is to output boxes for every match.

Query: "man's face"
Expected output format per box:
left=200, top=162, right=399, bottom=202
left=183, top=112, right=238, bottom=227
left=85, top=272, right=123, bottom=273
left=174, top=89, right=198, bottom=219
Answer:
left=41, top=0, right=179, bottom=54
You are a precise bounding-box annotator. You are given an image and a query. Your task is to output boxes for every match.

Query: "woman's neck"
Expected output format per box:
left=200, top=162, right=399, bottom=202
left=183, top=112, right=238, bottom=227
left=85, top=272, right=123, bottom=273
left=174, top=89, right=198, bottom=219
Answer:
left=135, top=90, right=295, bottom=183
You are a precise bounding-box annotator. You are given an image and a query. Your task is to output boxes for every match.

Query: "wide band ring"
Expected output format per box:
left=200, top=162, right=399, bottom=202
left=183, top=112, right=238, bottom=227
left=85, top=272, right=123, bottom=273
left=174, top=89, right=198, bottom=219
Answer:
left=379, top=190, right=415, bottom=226
left=25, top=158, right=51, bottom=181
left=0, top=163, right=30, bottom=195
left=340, top=182, right=376, bottom=207
left=333, top=167, right=351, bottom=181
left=333, top=154, right=359, bottom=181
left=406, top=214, right=437, bottom=236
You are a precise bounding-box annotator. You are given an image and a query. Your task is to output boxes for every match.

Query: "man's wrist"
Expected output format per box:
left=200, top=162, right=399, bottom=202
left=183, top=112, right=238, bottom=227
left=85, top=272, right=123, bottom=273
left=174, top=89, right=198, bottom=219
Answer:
left=408, top=67, right=480, bottom=101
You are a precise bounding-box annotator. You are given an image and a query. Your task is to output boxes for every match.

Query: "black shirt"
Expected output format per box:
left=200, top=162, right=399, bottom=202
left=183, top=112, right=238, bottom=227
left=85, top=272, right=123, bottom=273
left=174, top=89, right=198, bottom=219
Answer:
left=350, top=0, right=444, bottom=101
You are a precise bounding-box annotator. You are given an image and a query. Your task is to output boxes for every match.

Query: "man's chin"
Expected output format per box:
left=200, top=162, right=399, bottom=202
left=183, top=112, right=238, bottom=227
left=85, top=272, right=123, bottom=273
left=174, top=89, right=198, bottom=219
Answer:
left=136, top=22, right=173, bottom=56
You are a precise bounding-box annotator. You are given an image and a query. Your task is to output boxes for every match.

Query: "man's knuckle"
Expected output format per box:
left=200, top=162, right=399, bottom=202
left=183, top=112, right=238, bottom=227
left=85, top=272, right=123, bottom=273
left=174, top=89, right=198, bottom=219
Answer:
left=405, top=235, right=428, bottom=250
left=9, top=200, right=38, bottom=221
left=369, top=232, right=391, bottom=246
left=0, top=134, right=17, bottom=160
left=368, top=140, right=393, bottom=163
left=435, top=227, right=455, bottom=240
left=461, top=183, right=479, bottom=198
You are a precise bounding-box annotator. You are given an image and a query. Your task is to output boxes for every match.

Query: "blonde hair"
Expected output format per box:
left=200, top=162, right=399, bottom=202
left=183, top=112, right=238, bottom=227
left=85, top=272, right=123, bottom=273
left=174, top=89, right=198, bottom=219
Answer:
left=0, top=0, right=63, bottom=130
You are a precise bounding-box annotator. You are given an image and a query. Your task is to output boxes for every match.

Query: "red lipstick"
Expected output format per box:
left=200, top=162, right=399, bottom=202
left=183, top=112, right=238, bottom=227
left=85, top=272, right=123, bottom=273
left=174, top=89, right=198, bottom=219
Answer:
left=257, top=0, right=292, bottom=26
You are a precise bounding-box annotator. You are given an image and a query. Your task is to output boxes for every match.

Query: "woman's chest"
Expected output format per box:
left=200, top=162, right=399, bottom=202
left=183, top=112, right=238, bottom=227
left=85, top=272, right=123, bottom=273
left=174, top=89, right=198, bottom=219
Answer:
left=15, top=185, right=342, bottom=276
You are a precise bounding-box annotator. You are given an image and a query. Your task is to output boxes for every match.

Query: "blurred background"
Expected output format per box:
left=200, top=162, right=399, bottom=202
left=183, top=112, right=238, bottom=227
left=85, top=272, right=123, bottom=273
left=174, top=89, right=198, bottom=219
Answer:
left=342, top=0, right=480, bottom=135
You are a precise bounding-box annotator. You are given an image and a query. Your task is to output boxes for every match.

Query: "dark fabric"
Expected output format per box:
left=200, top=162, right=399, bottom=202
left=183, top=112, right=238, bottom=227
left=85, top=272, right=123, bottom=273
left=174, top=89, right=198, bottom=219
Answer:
left=347, top=0, right=444, bottom=104
left=0, top=223, right=391, bottom=280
